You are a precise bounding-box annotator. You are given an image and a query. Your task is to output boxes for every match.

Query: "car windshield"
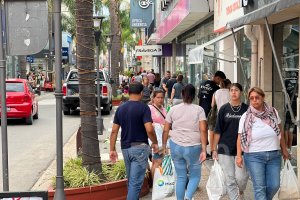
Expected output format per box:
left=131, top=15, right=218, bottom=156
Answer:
left=69, top=71, right=105, bottom=81
left=6, top=82, right=24, bottom=92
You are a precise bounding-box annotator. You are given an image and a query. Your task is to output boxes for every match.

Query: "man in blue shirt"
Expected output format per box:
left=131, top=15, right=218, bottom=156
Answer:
left=110, top=82, right=159, bottom=200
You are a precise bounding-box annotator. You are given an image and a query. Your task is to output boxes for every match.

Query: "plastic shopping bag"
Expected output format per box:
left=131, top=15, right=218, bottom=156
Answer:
left=148, top=123, right=169, bottom=149
left=278, top=160, right=300, bottom=199
left=152, top=156, right=175, bottom=200
left=206, top=160, right=226, bottom=200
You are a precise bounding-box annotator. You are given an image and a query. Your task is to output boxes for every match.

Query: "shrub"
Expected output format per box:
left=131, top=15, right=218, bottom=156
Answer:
left=52, top=158, right=126, bottom=188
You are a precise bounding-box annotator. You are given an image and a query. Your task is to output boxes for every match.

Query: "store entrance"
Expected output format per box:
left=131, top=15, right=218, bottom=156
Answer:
left=273, top=18, right=299, bottom=147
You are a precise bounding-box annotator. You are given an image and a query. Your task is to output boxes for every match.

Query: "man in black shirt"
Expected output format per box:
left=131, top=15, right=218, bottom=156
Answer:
left=166, top=74, right=177, bottom=100
left=110, top=82, right=158, bottom=200
left=198, top=71, right=226, bottom=159
left=160, top=70, right=171, bottom=105
left=198, top=71, right=226, bottom=116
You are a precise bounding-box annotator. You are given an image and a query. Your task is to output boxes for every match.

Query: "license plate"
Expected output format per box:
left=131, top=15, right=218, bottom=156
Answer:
left=7, top=107, right=10, bottom=111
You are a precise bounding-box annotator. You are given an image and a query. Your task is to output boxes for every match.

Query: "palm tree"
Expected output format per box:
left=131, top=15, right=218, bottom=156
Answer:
left=74, top=0, right=103, bottom=177
left=107, top=0, right=122, bottom=95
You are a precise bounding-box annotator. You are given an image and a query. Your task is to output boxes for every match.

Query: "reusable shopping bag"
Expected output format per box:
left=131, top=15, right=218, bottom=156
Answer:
left=148, top=123, right=169, bottom=149
left=206, top=160, right=226, bottom=200
left=152, top=155, right=175, bottom=200
left=278, top=160, right=300, bottom=199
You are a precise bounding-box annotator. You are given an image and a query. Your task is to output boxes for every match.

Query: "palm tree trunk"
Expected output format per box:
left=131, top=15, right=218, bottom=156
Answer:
left=109, top=0, right=122, bottom=96
left=19, top=56, right=27, bottom=79
left=75, top=0, right=103, bottom=177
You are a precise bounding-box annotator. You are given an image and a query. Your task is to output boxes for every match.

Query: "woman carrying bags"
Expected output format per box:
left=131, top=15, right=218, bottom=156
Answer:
left=212, top=83, right=249, bottom=200
left=236, top=87, right=290, bottom=200
left=163, top=84, right=207, bottom=200
left=148, top=89, right=167, bottom=178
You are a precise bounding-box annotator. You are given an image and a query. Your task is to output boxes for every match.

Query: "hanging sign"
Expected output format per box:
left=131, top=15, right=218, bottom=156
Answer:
left=135, top=45, right=163, bottom=56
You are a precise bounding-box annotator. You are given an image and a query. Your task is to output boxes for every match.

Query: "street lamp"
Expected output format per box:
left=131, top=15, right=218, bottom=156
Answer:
left=93, top=15, right=105, bottom=135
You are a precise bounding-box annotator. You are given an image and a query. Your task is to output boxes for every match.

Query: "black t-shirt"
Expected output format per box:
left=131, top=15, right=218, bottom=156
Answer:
left=214, top=102, right=248, bottom=156
left=198, top=80, right=220, bottom=116
left=113, top=101, right=152, bottom=149
left=166, top=78, right=177, bottom=98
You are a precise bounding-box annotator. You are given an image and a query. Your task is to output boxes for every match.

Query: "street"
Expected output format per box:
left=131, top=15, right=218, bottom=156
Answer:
left=0, top=92, right=113, bottom=192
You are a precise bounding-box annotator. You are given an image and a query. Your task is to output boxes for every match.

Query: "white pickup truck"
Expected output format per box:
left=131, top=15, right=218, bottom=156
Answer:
left=62, top=69, right=113, bottom=115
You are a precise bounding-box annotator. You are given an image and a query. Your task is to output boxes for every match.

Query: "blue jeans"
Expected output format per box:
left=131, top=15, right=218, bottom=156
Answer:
left=122, top=144, right=150, bottom=200
left=169, top=139, right=202, bottom=200
left=244, top=150, right=281, bottom=200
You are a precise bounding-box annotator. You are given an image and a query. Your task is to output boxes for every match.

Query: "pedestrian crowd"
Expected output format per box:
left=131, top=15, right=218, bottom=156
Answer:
left=110, top=69, right=294, bottom=200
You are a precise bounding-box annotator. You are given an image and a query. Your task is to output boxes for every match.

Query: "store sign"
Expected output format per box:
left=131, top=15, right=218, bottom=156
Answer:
left=214, top=0, right=244, bottom=32
left=130, top=0, right=154, bottom=28
left=135, top=45, right=162, bottom=56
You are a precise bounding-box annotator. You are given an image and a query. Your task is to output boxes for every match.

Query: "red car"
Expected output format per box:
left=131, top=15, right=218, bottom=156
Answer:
left=0, top=79, right=39, bottom=125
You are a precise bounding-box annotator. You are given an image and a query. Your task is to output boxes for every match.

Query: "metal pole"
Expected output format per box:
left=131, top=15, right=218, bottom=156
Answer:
left=95, top=43, right=103, bottom=135
left=230, top=28, right=248, bottom=89
left=108, top=44, right=111, bottom=78
left=53, top=0, right=65, bottom=198
left=0, top=3, right=9, bottom=191
left=264, top=18, right=296, bottom=124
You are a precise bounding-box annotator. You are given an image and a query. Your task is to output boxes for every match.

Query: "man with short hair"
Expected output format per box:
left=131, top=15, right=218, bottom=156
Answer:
left=198, top=70, right=226, bottom=159
left=110, top=82, right=159, bottom=200
left=134, top=72, right=143, bottom=83
left=166, top=74, right=177, bottom=100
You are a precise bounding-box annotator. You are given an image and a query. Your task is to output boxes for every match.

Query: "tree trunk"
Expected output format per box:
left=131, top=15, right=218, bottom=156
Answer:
left=109, top=0, right=122, bottom=96
left=75, top=0, right=103, bottom=177
left=19, top=56, right=27, bottom=79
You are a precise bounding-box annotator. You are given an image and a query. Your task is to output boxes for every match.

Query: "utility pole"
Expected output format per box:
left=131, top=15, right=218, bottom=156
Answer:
left=0, top=3, right=9, bottom=191
left=53, top=0, right=65, bottom=198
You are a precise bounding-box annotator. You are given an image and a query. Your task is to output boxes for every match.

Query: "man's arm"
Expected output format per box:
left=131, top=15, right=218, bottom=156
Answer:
left=144, top=122, right=159, bottom=153
left=110, top=123, right=120, bottom=163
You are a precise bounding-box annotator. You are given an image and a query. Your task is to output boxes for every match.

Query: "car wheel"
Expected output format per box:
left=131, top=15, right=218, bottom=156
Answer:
left=25, top=112, right=33, bottom=125
left=63, top=108, right=71, bottom=115
left=102, top=104, right=110, bottom=115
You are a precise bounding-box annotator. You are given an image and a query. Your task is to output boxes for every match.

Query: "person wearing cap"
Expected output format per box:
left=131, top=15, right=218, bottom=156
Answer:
left=198, top=70, right=226, bottom=159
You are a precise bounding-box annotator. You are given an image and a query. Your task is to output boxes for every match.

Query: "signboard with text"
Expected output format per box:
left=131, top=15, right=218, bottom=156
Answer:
left=135, top=45, right=162, bottom=56
left=214, top=0, right=244, bottom=32
left=130, top=0, right=154, bottom=28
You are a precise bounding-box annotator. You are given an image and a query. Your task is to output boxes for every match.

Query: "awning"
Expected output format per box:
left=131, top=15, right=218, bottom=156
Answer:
left=228, top=0, right=300, bottom=29
left=188, top=26, right=243, bottom=64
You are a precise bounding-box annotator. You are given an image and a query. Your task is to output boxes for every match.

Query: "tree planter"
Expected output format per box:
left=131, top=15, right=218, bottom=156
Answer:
left=112, top=99, right=122, bottom=106
left=48, top=178, right=149, bottom=200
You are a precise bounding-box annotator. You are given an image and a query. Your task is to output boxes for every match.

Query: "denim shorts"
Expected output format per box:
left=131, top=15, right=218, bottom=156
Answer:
left=152, top=153, right=163, bottom=160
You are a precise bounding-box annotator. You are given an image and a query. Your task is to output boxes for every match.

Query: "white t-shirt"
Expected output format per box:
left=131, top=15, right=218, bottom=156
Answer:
left=238, top=111, right=281, bottom=152
left=214, top=88, right=230, bottom=111
left=165, top=103, right=206, bottom=146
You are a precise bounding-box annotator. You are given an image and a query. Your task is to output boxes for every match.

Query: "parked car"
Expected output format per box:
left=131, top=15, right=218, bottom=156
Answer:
left=0, top=79, right=39, bottom=125
left=62, top=69, right=113, bottom=115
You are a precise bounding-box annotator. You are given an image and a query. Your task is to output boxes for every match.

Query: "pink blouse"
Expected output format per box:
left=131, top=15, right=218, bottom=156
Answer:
left=149, top=105, right=167, bottom=125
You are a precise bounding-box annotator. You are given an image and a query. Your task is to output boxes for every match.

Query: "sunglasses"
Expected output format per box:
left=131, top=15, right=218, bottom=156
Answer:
left=249, top=96, right=261, bottom=101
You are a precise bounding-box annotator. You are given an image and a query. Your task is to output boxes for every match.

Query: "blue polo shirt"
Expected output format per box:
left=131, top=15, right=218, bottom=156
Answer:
left=113, top=100, right=152, bottom=149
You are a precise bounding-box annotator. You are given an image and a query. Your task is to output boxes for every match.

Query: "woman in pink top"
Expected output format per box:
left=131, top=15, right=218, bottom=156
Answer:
left=148, top=89, right=167, bottom=177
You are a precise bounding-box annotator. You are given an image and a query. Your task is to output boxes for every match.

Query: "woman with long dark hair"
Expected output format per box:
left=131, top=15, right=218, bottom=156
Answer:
left=163, top=84, right=207, bottom=200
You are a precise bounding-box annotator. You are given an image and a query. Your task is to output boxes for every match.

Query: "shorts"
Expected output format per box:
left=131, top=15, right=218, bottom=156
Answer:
left=284, top=120, right=295, bottom=132
left=152, top=153, right=163, bottom=160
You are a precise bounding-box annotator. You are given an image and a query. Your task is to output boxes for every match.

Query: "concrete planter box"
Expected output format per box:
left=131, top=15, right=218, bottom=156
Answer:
left=48, top=178, right=149, bottom=200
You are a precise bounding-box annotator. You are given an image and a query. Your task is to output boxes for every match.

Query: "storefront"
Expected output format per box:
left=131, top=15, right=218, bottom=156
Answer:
left=227, top=0, right=300, bottom=171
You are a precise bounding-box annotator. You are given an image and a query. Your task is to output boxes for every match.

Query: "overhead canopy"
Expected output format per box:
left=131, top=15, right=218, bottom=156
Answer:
left=188, top=27, right=243, bottom=64
left=228, top=0, right=300, bottom=29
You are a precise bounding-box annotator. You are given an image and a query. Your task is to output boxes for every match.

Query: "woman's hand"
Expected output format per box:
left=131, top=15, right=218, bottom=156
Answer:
left=282, top=148, right=291, bottom=160
left=236, top=156, right=243, bottom=168
left=200, top=151, right=206, bottom=163
left=212, top=150, right=218, bottom=160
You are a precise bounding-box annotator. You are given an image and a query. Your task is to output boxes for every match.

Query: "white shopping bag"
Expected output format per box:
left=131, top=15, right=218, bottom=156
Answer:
left=152, top=158, right=175, bottom=200
left=278, top=160, right=300, bottom=200
left=148, top=123, right=169, bottom=149
left=206, top=160, right=226, bottom=200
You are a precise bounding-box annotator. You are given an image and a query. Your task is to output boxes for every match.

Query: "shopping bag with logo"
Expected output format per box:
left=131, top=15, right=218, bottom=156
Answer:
left=152, top=156, right=175, bottom=200
left=278, top=160, right=300, bottom=199
left=206, top=160, right=226, bottom=200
